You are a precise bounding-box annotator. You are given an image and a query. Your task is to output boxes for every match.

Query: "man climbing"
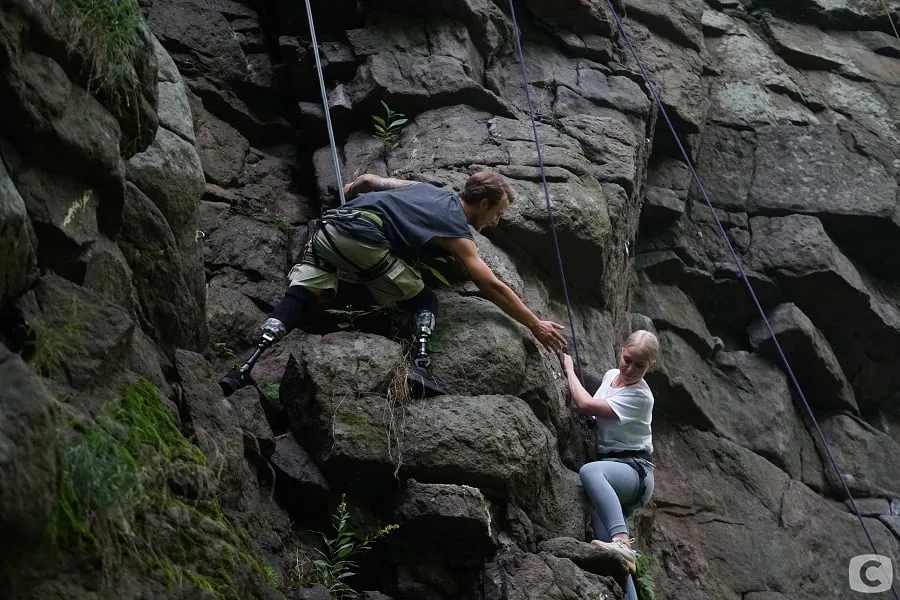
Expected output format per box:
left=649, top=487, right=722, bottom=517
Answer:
left=220, top=170, right=566, bottom=397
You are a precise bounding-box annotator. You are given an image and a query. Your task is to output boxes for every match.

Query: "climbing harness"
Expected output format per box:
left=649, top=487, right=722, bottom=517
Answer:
left=303, top=0, right=345, bottom=205
left=594, top=0, right=899, bottom=587
left=601, top=449, right=654, bottom=511
left=307, top=209, right=399, bottom=283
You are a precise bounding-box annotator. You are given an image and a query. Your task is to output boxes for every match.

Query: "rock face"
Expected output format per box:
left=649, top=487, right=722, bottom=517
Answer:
left=0, top=3, right=284, bottom=600
left=632, top=2, right=900, bottom=598
left=2, top=0, right=900, bottom=599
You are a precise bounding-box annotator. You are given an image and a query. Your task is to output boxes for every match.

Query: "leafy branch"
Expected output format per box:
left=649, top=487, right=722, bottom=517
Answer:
left=372, top=101, right=407, bottom=150
left=312, top=496, right=398, bottom=598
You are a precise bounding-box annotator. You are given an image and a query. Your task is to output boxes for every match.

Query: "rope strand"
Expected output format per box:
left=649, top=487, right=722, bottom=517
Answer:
left=880, top=0, right=900, bottom=41
left=304, top=0, right=346, bottom=205
left=506, top=0, right=586, bottom=384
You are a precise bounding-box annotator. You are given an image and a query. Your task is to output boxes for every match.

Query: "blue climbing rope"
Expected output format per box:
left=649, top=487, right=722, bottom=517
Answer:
left=600, top=0, right=898, bottom=588
left=304, top=0, right=346, bottom=205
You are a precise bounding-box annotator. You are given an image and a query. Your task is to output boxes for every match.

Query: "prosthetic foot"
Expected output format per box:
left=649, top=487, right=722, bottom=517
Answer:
left=406, top=309, right=446, bottom=397
left=219, top=318, right=284, bottom=396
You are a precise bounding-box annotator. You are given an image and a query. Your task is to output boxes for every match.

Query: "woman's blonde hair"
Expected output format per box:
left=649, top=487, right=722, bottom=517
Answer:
left=623, top=329, right=659, bottom=364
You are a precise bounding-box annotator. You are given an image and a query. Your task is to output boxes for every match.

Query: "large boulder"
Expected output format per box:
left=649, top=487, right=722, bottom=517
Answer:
left=18, top=273, right=136, bottom=393
left=819, top=414, right=900, bottom=498
left=173, top=349, right=259, bottom=513
left=650, top=330, right=808, bottom=478
left=393, top=479, right=496, bottom=556
left=748, top=302, right=858, bottom=414
left=121, top=34, right=208, bottom=352
left=748, top=124, right=899, bottom=277
left=430, top=294, right=530, bottom=397
left=127, top=127, right=204, bottom=248
left=148, top=0, right=292, bottom=145
left=280, top=330, right=588, bottom=540
left=119, top=183, right=207, bottom=352
left=483, top=546, right=619, bottom=600
left=651, top=427, right=900, bottom=599
left=748, top=214, right=900, bottom=411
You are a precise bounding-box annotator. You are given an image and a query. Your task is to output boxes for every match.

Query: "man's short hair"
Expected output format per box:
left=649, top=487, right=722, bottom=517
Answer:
left=459, top=171, right=515, bottom=207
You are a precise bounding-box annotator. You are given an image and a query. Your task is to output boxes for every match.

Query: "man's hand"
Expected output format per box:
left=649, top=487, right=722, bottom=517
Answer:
left=561, top=352, right=574, bottom=373
left=530, top=320, right=567, bottom=353
left=435, top=237, right=569, bottom=353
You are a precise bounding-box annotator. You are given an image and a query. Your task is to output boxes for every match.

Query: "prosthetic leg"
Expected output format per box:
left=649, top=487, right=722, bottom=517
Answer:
left=399, top=289, right=446, bottom=397
left=218, top=326, right=277, bottom=396
left=218, top=286, right=313, bottom=397
left=406, top=308, right=446, bottom=397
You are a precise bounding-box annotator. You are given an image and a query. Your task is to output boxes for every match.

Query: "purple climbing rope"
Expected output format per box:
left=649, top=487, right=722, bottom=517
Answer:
left=506, top=1, right=586, bottom=383
left=600, top=0, right=898, bottom=589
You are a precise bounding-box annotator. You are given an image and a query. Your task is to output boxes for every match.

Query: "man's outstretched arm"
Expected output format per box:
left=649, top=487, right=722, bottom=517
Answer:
left=344, top=174, right=417, bottom=200
left=434, top=237, right=567, bottom=352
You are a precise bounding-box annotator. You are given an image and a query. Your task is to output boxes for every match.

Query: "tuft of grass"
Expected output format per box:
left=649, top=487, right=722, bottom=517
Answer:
left=52, top=0, right=144, bottom=98
left=49, top=378, right=278, bottom=598
left=337, top=413, right=368, bottom=427
left=635, top=552, right=656, bottom=600
left=28, top=297, right=82, bottom=377
left=116, top=378, right=208, bottom=467
left=52, top=422, right=143, bottom=552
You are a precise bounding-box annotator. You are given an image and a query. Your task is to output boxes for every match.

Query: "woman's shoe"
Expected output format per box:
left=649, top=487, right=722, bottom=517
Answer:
left=591, top=538, right=637, bottom=573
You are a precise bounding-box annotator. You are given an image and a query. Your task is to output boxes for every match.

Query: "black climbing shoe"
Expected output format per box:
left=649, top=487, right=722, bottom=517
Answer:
left=219, top=369, right=254, bottom=397
left=407, top=361, right=446, bottom=398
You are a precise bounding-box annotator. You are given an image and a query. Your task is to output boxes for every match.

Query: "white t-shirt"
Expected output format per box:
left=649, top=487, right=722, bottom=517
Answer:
left=593, top=369, right=654, bottom=454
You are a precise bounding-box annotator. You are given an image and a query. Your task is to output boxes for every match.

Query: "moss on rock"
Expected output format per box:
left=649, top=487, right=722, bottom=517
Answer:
left=49, top=378, right=279, bottom=599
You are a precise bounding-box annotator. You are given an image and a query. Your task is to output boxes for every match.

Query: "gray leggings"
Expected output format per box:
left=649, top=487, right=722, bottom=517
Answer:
left=580, top=459, right=655, bottom=600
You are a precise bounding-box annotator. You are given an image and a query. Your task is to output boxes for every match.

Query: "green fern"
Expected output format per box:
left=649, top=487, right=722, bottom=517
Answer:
left=635, top=552, right=656, bottom=600
left=312, top=495, right=397, bottom=598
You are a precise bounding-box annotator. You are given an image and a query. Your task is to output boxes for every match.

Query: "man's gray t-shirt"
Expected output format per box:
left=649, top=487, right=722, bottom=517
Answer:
left=331, top=183, right=473, bottom=256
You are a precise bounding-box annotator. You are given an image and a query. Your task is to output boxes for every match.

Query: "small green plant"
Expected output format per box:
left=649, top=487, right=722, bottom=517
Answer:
left=274, top=220, right=291, bottom=235
left=28, top=298, right=82, bottom=377
left=372, top=101, right=407, bottom=150
left=213, top=342, right=237, bottom=360
left=260, top=380, right=281, bottom=400
left=312, top=495, right=398, bottom=598
left=325, top=306, right=390, bottom=331
left=635, top=553, right=656, bottom=600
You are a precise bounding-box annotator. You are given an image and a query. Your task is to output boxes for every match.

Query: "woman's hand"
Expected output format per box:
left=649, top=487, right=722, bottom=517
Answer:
left=561, top=352, right=574, bottom=374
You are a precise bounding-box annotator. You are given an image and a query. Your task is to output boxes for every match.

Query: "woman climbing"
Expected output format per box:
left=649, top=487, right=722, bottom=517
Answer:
left=561, top=329, right=659, bottom=600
